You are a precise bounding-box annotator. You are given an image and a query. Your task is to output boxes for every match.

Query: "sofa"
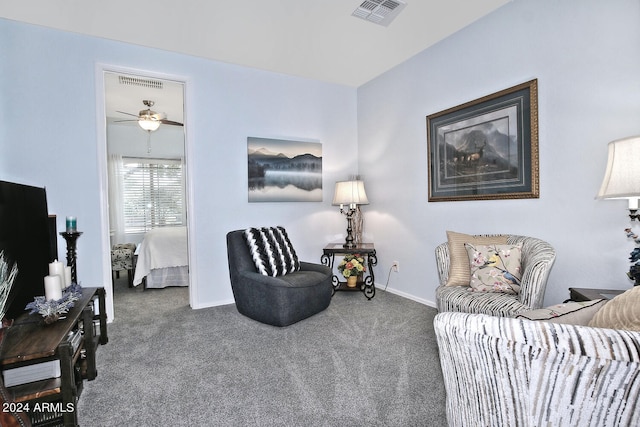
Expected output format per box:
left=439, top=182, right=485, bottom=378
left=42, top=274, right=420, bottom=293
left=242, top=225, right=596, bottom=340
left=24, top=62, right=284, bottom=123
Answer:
left=434, top=310, right=640, bottom=426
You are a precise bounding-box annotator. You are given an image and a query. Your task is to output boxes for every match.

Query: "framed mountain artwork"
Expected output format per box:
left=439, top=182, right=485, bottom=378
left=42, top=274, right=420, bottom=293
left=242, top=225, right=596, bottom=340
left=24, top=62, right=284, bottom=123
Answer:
left=427, top=79, right=539, bottom=202
left=247, top=137, right=322, bottom=202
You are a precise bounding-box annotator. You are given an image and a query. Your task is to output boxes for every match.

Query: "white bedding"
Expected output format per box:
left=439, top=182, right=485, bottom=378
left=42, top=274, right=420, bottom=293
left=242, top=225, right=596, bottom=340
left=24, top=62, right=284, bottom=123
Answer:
left=133, top=226, right=188, bottom=287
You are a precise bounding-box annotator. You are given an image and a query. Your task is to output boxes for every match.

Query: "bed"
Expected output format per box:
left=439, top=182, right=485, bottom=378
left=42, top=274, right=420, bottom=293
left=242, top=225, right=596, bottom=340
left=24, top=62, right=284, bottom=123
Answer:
left=133, top=226, right=189, bottom=288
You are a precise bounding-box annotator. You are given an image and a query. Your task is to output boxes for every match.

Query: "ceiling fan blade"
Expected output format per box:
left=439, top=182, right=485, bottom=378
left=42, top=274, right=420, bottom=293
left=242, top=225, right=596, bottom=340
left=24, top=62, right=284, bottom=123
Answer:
left=116, top=110, right=140, bottom=118
left=160, top=119, right=184, bottom=126
left=113, top=119, right=137, bottom=123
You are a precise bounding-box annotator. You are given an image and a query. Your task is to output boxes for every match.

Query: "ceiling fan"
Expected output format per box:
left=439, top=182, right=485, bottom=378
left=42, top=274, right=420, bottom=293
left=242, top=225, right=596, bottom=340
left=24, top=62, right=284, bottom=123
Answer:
left=115, top=100, right=183, bottom=132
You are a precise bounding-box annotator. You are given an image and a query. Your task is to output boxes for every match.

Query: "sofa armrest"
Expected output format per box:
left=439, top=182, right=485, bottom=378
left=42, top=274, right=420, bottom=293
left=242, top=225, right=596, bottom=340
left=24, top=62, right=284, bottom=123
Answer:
left=434, top=312, right=640, bottom=427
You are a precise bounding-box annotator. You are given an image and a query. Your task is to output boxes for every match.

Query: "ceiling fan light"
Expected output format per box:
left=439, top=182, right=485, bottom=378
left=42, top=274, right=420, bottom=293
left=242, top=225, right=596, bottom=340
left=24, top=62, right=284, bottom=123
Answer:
left=138, top=119, right=160, bottom=132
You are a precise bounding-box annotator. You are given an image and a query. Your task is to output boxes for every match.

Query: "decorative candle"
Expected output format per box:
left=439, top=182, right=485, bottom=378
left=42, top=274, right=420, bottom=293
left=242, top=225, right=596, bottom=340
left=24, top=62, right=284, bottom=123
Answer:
left=49, top=260, right=65, bottom=288
left=64, top=266, right=72, bottom=288
left=44, top=275, right=63, bottom=301
left=629, top=198, right=639, bottom=210
left=66, top=216, right=77, bottom=232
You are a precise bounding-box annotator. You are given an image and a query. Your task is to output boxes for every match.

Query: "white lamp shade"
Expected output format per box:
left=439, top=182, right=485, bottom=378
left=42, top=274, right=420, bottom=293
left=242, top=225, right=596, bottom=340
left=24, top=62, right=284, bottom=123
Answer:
left=596, top=136, right=640, bottom=200
left=138, top=119, right=161, bottom=132
left=332, top=180, right=369, bottom=205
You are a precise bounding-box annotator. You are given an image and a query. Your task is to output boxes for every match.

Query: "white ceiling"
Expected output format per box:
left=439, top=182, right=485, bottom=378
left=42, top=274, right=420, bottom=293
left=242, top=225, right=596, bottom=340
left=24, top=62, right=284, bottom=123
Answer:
left=1, top=0, right=510, bottom=87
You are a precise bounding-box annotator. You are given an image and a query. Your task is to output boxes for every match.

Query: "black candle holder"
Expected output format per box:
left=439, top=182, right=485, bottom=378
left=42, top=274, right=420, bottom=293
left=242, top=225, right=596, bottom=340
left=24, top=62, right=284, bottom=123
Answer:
left=60, top=231, right=82, bottom=284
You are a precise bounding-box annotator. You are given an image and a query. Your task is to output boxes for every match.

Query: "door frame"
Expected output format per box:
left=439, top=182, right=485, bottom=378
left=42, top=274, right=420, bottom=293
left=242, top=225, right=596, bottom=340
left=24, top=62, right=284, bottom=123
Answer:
left=94, top=63, right=197, bottom=321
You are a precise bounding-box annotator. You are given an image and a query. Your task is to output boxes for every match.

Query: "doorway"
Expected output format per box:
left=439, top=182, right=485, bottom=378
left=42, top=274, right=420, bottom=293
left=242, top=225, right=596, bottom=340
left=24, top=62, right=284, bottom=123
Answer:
left=97, top=66, right=193, bottom=321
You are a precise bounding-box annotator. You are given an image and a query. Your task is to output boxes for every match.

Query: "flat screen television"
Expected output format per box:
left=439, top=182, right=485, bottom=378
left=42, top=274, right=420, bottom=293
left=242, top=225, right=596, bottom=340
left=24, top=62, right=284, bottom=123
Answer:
left=0, top=180, right=53, bottom=320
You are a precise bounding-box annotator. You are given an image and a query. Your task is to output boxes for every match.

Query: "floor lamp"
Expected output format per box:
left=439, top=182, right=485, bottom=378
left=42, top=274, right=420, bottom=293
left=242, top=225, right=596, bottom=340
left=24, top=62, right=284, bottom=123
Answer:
left=596, top=135, right=640, bottom=285
left=596, top=135, right=640, bottom=220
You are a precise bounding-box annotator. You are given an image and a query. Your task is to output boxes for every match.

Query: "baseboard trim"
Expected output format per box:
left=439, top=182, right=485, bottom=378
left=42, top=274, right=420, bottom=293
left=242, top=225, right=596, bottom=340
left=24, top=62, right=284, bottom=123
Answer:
left=194, top=288, right=437, bottom=310
left=381, top=285, right=437, bottom=308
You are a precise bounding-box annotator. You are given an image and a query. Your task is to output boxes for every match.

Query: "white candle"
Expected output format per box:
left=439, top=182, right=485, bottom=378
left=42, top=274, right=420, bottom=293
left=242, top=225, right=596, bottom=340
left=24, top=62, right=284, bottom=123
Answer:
left=49, top=260, right=66, bottom=288
left=44, top=275, right=63, bottom=301
left=64, top=266, right=72, bottom=288
left=629, top=198, right=639, bottom=210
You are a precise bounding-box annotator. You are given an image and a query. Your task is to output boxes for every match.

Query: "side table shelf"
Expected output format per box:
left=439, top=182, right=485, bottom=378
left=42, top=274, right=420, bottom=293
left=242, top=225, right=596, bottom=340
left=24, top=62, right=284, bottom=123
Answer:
left=0, top=287, right=108, bottom=427
left=321, top=243, right=377, bottom=300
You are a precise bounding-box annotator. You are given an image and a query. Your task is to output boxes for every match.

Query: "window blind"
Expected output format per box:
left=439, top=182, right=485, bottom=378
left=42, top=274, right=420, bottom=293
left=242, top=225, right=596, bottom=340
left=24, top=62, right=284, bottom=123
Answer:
left=122, top=157, right=184, bottom=233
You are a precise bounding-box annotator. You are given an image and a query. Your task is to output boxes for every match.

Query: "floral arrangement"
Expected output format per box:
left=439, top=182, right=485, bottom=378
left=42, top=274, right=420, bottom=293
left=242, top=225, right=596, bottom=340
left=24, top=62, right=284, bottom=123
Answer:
left=337, top=253, right=366, bottom=278
left=625, top=228, right=640, bottom=286
left=0, top=251, right=18, bottom=322
left=25, top=283, right=83, bottom=324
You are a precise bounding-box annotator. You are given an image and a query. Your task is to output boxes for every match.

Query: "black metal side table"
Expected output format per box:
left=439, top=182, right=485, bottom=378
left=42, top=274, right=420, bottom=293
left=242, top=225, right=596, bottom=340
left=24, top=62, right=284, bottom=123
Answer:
left=321, top=243, right=377, bottom=299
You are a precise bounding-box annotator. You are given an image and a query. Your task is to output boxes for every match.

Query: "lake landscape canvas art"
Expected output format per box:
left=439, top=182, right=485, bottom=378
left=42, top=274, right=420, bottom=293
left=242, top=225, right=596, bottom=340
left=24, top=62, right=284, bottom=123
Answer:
left=247, top=137, right=322, bottom=202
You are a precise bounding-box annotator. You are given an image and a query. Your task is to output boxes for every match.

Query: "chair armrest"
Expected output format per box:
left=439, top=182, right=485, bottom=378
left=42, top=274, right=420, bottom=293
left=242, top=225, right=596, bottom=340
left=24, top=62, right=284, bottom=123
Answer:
left=434, top=312, right=640, bottom=426
left=507, top=236, right=556, bottom=309
left=434, top=242, right=450, bottom=286
left=299, top=261, right=331, bottom=275
left=237, top=270, right=291, bottom=288
left=236, top=263, right=330, bottom=288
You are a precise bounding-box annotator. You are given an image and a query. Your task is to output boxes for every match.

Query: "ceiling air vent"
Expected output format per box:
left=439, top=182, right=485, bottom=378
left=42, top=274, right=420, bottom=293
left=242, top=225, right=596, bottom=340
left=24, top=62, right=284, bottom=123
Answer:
left=118, top=75, right=163, bottom=90
left=352, top=0, right=407, bottom=27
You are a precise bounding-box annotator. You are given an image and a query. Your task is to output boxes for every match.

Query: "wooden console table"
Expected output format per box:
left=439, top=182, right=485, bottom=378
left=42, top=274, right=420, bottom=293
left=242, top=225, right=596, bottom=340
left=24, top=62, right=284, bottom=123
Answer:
left=0, top=287, right=108, bottom=427
left=321, top=243, right=377, bottom=299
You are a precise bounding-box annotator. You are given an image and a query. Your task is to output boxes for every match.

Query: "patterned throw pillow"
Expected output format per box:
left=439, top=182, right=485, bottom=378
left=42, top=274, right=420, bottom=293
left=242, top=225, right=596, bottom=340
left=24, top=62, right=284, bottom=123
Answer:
left=464, top=243, right=523, bottom=294
left=244, top=226, right=300, bottom=277
left=445, top=231, right=508, bottom=286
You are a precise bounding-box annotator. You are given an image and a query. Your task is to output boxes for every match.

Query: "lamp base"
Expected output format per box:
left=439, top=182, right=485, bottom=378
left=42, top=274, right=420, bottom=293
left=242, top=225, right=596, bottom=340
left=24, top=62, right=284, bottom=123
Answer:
left=343, top=210, right=356, bottom=249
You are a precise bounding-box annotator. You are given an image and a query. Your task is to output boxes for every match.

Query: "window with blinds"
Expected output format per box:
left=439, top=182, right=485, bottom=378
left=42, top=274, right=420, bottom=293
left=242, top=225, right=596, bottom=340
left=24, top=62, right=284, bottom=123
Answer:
left=122, top=157, right=185, bottom=233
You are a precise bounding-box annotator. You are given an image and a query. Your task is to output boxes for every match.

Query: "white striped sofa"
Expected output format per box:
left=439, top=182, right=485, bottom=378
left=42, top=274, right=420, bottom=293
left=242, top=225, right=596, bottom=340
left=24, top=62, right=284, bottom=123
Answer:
left=434, top=311, right=640, bottom=427
left=435, top=235, right=556, bottom=316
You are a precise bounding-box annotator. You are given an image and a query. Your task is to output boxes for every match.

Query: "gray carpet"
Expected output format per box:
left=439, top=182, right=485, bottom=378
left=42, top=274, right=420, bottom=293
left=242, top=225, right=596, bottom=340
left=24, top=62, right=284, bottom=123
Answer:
left=77, top=278, right=447, bottom=426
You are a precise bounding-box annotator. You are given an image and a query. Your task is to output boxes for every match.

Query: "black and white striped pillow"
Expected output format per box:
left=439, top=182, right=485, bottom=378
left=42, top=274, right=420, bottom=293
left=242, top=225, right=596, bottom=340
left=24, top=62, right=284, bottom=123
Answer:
left=244, top=226, right=300, bottom=276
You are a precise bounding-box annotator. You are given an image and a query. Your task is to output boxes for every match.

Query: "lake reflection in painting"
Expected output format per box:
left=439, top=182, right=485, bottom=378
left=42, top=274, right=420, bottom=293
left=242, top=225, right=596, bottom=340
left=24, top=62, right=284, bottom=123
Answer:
left=248, top=137, right=322, bottom=202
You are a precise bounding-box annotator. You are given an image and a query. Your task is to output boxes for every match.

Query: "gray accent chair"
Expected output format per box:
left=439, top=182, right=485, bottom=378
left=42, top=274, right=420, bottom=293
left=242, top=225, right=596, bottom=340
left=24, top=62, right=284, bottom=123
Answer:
left=435, top=235, right=556, bottom=317
left=226, top=230, right=333, bottom=327
left=434, top=311, right=640, bottom=426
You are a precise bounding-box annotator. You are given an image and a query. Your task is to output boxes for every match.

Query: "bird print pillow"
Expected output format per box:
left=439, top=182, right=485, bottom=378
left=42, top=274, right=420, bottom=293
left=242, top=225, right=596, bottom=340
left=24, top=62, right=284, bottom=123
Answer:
left=464, top=243, right=523, bottom=294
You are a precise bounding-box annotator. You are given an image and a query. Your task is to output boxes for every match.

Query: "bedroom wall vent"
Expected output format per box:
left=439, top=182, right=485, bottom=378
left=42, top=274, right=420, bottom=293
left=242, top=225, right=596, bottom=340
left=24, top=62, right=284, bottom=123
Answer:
left=351, top=0, right=407, bottom=26
left=118, top=75, right=163, bottom=90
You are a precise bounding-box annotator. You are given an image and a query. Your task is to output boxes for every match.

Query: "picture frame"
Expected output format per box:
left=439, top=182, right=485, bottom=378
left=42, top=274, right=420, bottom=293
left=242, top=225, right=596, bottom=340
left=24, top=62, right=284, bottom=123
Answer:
left=426, top=79, right=539, bottom=202
left=247, top=137, right=322, bottom=202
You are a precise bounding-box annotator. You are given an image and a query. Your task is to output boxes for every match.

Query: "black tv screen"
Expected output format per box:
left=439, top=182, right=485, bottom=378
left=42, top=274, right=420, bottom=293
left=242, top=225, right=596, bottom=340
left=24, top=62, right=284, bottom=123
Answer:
left=0, top=180, right=52, bottom=321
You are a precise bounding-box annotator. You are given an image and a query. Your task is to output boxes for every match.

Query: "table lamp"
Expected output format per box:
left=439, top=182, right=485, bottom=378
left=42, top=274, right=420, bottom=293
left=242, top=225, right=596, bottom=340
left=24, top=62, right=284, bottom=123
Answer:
left=596, top=136, right=640, bottom=220
left=332, top=180, right=369, bottom=248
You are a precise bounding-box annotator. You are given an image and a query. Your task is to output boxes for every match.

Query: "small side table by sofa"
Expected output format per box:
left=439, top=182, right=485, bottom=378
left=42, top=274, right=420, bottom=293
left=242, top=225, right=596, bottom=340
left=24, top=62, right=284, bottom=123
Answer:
left=321, top=243, right=377, bottom=299
left=568, top=287, right=626, bottom=302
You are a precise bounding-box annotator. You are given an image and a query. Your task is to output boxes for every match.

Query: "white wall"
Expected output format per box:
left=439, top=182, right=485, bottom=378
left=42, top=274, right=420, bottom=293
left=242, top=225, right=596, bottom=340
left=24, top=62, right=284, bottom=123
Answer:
left=0, top=18, right=358, bottom=320
left=357, top=0, right=640, bottom=306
